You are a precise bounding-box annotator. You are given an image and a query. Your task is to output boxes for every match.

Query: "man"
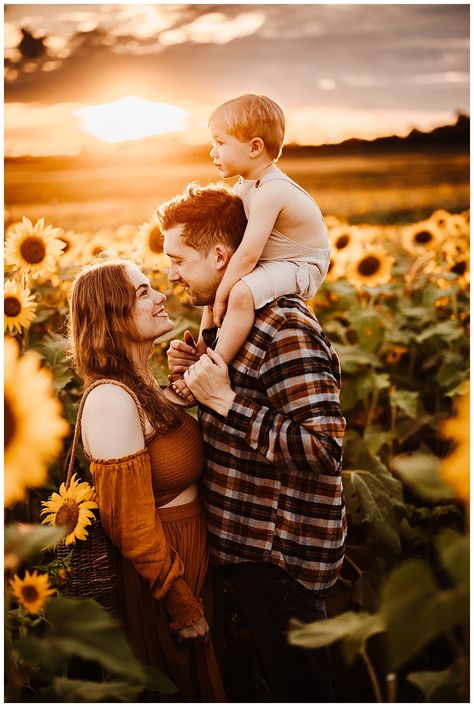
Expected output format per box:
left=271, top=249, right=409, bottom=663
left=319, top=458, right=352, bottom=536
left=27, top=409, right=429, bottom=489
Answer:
left=159, top=182, right=346, bottom=702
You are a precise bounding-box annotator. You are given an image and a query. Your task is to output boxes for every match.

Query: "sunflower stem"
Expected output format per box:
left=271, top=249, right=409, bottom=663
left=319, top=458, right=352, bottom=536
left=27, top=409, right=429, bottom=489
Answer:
left=360, top=646, right=383, bottom=703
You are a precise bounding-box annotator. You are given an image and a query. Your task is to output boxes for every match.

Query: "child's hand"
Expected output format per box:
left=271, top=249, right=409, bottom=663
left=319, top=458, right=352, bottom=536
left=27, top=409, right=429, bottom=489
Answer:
left=213, top=300, right=227, bottom=328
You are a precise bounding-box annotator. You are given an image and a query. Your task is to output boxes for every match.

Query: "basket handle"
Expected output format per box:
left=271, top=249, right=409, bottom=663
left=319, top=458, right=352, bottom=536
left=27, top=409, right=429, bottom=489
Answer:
left=66, top=379, right=147, bottom=488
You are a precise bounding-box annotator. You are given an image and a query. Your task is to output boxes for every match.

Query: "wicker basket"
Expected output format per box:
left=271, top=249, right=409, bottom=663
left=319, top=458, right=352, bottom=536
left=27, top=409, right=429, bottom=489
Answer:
left=56, top=516, right=120, bottom=619
left=54, top=379, right=146, bottom=621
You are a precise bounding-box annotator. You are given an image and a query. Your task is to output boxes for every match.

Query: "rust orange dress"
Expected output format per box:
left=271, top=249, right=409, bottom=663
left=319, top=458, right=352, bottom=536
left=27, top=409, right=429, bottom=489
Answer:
left=87, top=398, right=226, bottom=703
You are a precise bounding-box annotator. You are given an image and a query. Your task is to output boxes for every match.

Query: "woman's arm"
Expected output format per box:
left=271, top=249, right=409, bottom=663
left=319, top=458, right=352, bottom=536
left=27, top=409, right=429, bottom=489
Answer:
left=83, top=386, right=208, bottom=640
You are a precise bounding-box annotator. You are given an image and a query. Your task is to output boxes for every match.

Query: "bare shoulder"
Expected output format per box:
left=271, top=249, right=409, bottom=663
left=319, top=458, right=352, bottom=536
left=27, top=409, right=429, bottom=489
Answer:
left=82, top=384, right=145, bottom=459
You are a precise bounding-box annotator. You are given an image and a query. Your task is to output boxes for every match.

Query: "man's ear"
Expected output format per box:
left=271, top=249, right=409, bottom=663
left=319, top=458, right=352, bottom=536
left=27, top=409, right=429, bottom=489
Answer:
left=250, top=137, right=265, bottom=158
left=214, top=243, right=233, bottom=270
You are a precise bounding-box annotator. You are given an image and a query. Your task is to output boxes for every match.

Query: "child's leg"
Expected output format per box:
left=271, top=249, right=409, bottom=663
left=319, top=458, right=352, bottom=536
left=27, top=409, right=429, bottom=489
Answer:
left=215, top=280, right=255, bottom=364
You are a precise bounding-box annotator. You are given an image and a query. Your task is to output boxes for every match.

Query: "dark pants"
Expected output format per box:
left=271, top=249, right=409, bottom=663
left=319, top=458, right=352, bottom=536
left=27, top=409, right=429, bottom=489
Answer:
left=213, top=562, right=333, bottom=703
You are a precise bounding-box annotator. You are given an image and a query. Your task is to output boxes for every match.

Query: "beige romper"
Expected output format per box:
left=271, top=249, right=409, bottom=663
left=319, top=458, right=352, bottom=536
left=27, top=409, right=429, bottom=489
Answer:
left=235, top=174, right=331, bottom=309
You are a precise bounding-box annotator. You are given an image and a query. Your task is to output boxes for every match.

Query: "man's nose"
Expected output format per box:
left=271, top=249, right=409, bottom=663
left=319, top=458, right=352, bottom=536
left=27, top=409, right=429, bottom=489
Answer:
left=168, top=264, right=179, bottom=281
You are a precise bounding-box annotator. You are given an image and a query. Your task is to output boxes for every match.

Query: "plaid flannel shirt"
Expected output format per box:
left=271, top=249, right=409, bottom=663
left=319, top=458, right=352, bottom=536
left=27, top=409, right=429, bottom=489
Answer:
left=199, top=295, right=347, bottom=591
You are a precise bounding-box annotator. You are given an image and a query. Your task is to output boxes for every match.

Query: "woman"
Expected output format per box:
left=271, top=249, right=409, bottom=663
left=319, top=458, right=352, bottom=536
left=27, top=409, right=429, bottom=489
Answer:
left=68, top=258, right=225, bottom=702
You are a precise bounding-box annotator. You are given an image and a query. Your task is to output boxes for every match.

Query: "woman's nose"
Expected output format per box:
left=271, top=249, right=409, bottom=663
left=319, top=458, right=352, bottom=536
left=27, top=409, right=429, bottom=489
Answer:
left=154, top=291, right=166, bottom=304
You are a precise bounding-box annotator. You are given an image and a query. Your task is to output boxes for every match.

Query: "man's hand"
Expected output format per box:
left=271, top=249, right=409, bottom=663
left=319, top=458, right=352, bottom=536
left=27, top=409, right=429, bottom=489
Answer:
left=176, top=614, right=209, bottom=646
left=184, top=348, right=236, bottom=417
left=167, top=330, right=199, bottom=381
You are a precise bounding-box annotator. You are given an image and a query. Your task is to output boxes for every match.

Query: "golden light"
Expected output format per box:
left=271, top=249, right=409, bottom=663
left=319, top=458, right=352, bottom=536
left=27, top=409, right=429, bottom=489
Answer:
left=74, top=96, right=189, bottom=143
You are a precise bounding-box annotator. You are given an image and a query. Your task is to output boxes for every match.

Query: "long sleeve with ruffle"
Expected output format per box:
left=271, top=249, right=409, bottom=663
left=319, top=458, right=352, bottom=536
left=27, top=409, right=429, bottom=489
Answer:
left=90, top=448, right=204, bottom=631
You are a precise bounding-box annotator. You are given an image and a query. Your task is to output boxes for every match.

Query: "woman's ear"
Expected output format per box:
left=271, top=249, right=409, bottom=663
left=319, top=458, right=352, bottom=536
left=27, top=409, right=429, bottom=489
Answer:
left=214, top=244, right=233, bottom=270
left=250, top=137, right=265, bottom=158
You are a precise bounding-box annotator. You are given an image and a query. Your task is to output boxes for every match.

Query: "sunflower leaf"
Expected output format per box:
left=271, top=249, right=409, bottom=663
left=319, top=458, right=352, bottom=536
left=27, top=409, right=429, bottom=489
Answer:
left=52, top=677, right=144, bottom=702
left=33, top=333, right=73, bottom=392
left=44, top=597, right=154, bottom=683
left=5, top=523, right=65, bottom=562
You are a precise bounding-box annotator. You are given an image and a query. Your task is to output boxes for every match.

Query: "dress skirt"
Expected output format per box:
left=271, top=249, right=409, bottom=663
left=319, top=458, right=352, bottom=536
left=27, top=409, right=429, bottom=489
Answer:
left=117, top=497, right=226, bottom=702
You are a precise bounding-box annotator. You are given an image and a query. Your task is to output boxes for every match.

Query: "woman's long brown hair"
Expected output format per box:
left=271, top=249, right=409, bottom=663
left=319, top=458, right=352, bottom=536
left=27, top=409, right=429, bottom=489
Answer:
left=68, top=259, right=180, bottom=434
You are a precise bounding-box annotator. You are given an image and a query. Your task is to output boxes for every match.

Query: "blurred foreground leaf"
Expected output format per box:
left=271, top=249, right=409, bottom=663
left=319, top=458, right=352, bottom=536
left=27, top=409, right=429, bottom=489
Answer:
left=289, top=611, right=385, bottom=664
left=407, top=659, right=467, bottom=702
left=391, top=452, right=455, bottom=502
left=5, top=523, right=65, bottom=565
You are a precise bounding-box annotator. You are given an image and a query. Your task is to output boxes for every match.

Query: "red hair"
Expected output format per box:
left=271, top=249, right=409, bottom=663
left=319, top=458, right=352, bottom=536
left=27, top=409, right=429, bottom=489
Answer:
left=68, top=260, right=179, bottom=433
left=157, top=182, right=247, bottom=255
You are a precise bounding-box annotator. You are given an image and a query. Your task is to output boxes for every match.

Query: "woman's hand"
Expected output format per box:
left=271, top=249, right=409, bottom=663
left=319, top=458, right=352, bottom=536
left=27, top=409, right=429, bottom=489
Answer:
left=184, top=348, right=235, bottom=417
left=167, top=330, right=199, bottom=381
left=176, top=614, right=209, bottom=645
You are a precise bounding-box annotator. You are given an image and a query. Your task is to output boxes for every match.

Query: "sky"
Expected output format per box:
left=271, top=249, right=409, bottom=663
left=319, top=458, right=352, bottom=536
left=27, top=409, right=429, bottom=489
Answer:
left=4, top=2, right=470, bottom=156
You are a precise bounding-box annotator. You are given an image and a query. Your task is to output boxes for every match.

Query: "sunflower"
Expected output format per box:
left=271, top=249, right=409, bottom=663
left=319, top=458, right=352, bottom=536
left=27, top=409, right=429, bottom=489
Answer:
left=429, top=209, right=451, bottom=231
left=4, top=279, right=37, bottom=334
left=440, top=386, right=469, bottom=504
left=41, top=473, right=98, bottom=544
left=5, top=217, right=65, bottom=278
left=4, top=337, right=69, bottom=507
left=346, top=246, right=395, bottom=289
left=329, top=225, right=361, bottom=258
left=9, top=570, right=55, bottom=614
left=401, top=220, right=441, bottom=256
left=138, top=214, right=164, bottom=259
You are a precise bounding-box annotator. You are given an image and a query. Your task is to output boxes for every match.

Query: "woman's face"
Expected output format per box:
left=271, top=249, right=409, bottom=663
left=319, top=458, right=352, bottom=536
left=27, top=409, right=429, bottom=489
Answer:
left=125, top=264, right=173, bottom=342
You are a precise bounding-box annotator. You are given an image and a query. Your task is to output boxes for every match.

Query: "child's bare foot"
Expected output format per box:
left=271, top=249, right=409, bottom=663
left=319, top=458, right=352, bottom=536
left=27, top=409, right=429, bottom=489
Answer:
left=163, top=378, right=197, bottom=407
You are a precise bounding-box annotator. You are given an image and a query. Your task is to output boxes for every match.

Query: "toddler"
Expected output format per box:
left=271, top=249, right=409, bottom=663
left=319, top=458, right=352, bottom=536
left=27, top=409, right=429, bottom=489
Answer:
left=171, top=94, right=330, bottom=404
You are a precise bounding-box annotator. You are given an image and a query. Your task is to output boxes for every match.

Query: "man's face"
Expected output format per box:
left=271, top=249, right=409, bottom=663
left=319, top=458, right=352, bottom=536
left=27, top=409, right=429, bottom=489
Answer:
left=163, top=224, right=225, bottom=306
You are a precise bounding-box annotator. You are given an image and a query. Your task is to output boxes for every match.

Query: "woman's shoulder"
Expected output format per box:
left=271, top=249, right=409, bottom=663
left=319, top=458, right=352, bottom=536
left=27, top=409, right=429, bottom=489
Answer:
left=82, top=383, right=145, bottom=460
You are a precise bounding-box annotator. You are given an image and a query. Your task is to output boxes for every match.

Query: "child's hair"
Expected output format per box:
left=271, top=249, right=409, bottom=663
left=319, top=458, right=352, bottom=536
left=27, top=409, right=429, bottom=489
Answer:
left=209, top=94, right=285, bottom=161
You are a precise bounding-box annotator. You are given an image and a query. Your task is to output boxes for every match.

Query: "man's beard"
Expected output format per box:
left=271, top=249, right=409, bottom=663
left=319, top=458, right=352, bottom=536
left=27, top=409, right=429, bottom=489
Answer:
left=187, top=285, right=215, bottom=307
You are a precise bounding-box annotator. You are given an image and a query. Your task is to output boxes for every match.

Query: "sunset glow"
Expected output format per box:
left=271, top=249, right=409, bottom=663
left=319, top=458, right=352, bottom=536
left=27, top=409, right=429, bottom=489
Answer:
left=74, top=97, right=189, bottom=143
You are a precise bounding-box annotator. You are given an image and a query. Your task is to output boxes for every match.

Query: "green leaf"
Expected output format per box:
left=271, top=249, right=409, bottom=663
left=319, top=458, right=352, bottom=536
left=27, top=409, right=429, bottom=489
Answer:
left=342, top=467, right=404, bottom=555
left=5, top=523, right=65, bottom=563
left=407, top=659, right=468, bottom=702
left=45, top=597, right=147, bottom=681
left=389, top=388, right=419, bottom=418
left=363, top=425, right=396, bottom=455
left=356, top=370, right=390, bottom=400
left=435, top=529, right=470, bottom=585
left=34, top=333, right=74, bottom=392
left=381, top=560, right=469, bottom=670
left=288, top=611, right=385, bottom=665
left=333, top=345, right=382, bottom=374
left=415, top=320, right=463, bottom=344
left=351, top=311, right=385, bottom=353
left=391, top=453, right=455, bottom=502
left=52, top=677, right=143, bottom=702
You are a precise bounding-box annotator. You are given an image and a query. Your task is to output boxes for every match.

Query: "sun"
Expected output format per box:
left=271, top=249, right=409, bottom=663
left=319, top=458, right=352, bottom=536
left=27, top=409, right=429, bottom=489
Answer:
left=74, top=96, right=189, bottom=144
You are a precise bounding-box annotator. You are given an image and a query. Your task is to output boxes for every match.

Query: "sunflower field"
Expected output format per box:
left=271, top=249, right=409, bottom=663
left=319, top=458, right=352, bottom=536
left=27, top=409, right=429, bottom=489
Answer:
left=4, top=207, right=469, bottom=702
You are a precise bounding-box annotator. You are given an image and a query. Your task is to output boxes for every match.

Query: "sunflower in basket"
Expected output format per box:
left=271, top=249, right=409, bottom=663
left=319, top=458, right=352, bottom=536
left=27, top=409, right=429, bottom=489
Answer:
left=41, top=474, right=98, bottom=545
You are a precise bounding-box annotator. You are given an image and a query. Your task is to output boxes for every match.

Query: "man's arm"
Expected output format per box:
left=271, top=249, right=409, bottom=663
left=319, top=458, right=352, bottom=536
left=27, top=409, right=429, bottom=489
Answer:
left=220, top=324, right=345, bottom=476
left=185, top=323, right=345, bottom=476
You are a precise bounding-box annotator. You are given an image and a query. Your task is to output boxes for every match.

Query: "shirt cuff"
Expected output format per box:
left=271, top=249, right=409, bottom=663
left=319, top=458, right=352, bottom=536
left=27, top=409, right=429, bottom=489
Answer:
left=222, top=394, right=270, bottom=453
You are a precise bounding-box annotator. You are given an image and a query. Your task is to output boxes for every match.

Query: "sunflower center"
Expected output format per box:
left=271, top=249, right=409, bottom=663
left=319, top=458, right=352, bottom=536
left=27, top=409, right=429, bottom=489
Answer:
left=56, top=500, right=80, bottom=535
left=414, top=230, right=433, bottom=245
left=148, top=227, right=163, bottom=254
left=60, top=238, right=71, bottom=253
left=20, top=236, right=46, bottom=264
left=451, top=261, right=467, bottom=276
left=4, top=296, right=22, bottom=317
left=358, top=256, right=381, bottom=277
left=21, top=585, right=39, bottom=603
left=335, top=234, right=350, bottom=250
left=4, top=398, right=16, bottom=450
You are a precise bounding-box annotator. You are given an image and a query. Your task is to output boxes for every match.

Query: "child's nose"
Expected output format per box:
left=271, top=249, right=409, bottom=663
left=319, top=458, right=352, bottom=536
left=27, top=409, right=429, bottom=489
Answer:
left=210, top=145, right=217, bottom=158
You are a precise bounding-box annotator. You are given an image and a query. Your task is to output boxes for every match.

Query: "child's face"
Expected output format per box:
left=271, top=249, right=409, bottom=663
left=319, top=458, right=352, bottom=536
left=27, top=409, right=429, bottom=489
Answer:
left=209, top=121, right=252, bottom=179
